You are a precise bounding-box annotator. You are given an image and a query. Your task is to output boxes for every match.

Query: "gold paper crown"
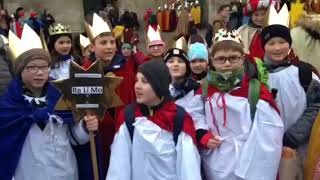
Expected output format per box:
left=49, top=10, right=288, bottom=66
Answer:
left=146, top=25, right=162, bottom=44
left=214, top=29, right=243, bottom=45
left=9, top=24, right=45, bottom=61
left=49, top=23, right=72, bottom=36
left=84, top=13, right=112, bottom=42
left=173, top=36, right=188, bottom=52
left=79, top=34, right=91, bottom=51
left=266, top=4, right=290, bottom=27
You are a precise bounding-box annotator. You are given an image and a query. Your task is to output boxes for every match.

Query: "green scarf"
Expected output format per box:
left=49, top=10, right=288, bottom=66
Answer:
left=207, top=68, right=244, bottom=92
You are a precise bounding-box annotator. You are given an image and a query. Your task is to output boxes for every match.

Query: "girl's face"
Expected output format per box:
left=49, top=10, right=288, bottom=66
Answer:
left=21, top=59, right=50, bottom=93
left=92, top=35, right=116, bottom=63
left=121, top=47, right=132, bottom=58
left=190, top=59, right=208, bottom=74
left=211, top=49, right=244, bottom=72
left=251, top=9, right=267, bottom=27
left=166, top=56, right=187, bottom=81
left=135, top=72, right=161, bottom=106
left=264, top=37, right=290, bottom=63
left=54, top=36, right=72, bottom=55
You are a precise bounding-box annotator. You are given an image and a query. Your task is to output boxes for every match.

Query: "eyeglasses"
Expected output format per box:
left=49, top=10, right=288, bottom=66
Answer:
left=24, top=65, right=50, bottom=73
left=213, top=56, right=242, bottom=64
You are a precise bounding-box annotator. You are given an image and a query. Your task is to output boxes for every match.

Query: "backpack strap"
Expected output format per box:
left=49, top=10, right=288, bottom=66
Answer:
left=124, top=103, right=136, bottom=142
left=248, top=79, right=261, bottom=121
left=297, top=62, right=313, bottom=93
left=173, top=105, right=186, bottom=145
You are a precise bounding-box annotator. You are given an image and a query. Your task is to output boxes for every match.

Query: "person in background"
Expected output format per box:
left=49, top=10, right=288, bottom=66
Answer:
left=41, top=9, right=55, bottom=40
left=0, top=35, right=12, bottom=96
left=205, top=4, right=230, bottom=47
left=48, top=23, right=81, bottom=80
left=238, top=0, right=271, bottom=59
left=0, top=9, right=10, bottom=37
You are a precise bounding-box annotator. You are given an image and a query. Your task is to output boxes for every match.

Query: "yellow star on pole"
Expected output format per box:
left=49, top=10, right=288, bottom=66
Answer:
left=52, top=60, right=123, bottom=122
left=290, top=0, right=305, bottom=28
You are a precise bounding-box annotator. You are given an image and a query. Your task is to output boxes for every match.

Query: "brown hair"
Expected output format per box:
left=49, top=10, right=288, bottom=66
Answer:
left=210, top=40, right=244, bottom=64
left=93, top=32, right=115, bottom=44
left=218, top=4, right=230, bottom=13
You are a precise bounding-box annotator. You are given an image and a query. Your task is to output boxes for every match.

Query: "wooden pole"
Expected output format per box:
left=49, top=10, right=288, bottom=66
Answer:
left=89, top=131, right=99, bottom=180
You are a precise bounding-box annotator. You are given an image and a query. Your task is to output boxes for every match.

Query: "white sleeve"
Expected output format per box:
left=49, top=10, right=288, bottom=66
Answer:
left=176, top=132, right=202, bottom=180
left=106, top=123, right=132, bottom=180
left=235, top=100, right=284, bottom=180
left=187, top=94, right=209, bottom=130
left=69, top=119, right=89, bottom=145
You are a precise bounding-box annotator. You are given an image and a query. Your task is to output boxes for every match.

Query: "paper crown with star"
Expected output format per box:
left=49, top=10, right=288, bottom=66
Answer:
left=84, top=13, right=112, bottom=42
left=213, top=29, right=243, bottom=45
left=8, top=24, right=46, bottom=61
left=79, top=34, right=91, bottom=52
left=265, top=3, right=290, bottom=28
left=49, top=23, right=72, bottom=36
left=164, top=36, right=188, bottom=63
left=146, top=25, right=164, bottom=46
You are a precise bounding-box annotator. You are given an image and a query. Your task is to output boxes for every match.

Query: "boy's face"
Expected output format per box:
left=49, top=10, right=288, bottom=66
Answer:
left=134, top=72, right=160, bottom=106
left=92, top=35, right=116, bottom=63
left=149, top=44, right=164, bottom=57
left=21, top=59, right=50, bottom=92
left=190, top=59, right=208, bottom=74
left=211, top=49, right=244, bottom=72
left=264, top=37, right=290, bottom=63
left=166, top=56, right=187, bottom=79
left=251, top=9, right=267, bottom=27
left=220, top=7, right=230, bottom=19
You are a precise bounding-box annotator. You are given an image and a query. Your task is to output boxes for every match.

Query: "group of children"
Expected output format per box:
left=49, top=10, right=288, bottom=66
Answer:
left=0, top=0, right=319, bottom=180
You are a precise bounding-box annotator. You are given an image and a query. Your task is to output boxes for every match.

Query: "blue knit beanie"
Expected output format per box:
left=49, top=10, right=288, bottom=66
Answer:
left=188, top=42, right=208, bottom=62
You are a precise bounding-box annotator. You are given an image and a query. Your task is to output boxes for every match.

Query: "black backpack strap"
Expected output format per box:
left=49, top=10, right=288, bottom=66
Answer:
left=297, top=62, right=313, bottom=93
left=173, top=105, right=186, bottom=145
left=124, top=103, right=136, bottom=142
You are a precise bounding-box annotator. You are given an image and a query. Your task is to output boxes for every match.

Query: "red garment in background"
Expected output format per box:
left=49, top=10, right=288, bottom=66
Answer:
left=249, top=31, right=264, bottom=60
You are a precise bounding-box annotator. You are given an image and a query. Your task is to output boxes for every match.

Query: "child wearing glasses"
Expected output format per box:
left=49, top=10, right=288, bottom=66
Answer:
left=0, top=25, right=98, bottom=180
left=189, top=29, right=284, bottom=180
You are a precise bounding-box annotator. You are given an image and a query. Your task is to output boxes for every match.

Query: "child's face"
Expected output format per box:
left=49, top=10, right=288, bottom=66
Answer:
left=190, top=59, right=208, bottom=74
left=211, top=49, right=244, bottom=72
left=135, top=72, right=161, bottom=106
left=121, top=47, right=132, bottom=58
left=21, top=59, right=50, bottom=92
left=92, top=35, right=116, bottom=63
left=54, top=36, right=72, bottom=55
left=264, top=37, right=290, bottom=62
left=82, top=45, right=92, bottom=57
left=166, top=56, right=187, bottom=80
left=251, top=9, right=267, bottom=27
left=149, top=44, right=164, bottom=57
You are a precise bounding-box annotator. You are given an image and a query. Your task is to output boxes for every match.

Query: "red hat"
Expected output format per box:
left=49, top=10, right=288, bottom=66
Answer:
left=243, top=0, right=272, bottom=16
left=30, top=12, right=38, bottom=18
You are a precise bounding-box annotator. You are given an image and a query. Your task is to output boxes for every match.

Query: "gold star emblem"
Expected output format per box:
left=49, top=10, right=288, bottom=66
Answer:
left=290, top=0, right=305, bottom=28
left=52, top=60, right=123, bottom=122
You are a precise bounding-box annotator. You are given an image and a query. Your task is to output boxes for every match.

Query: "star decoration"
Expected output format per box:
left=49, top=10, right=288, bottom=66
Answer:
left=290, top=0, right=305, bottom=28
left=52, top=60, right=123, bottom=122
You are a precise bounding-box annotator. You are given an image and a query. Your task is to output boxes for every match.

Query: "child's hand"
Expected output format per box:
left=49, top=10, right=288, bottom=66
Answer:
left=84, top=114, right=99, bottom=132
left=207, top=135, right=222, bottom=149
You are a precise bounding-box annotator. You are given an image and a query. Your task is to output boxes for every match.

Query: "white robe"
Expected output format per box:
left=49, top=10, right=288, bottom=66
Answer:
left=268, top=65, right=319, bottom=131
left=106, top=116, right=202, bottom=180
left=14, top=120, right=89, bottom=180
left=191, top=90, right=284, bottom=180
left=169, top=84, right=209, bottom=130
left=49, top=58, right=72, bottom=80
